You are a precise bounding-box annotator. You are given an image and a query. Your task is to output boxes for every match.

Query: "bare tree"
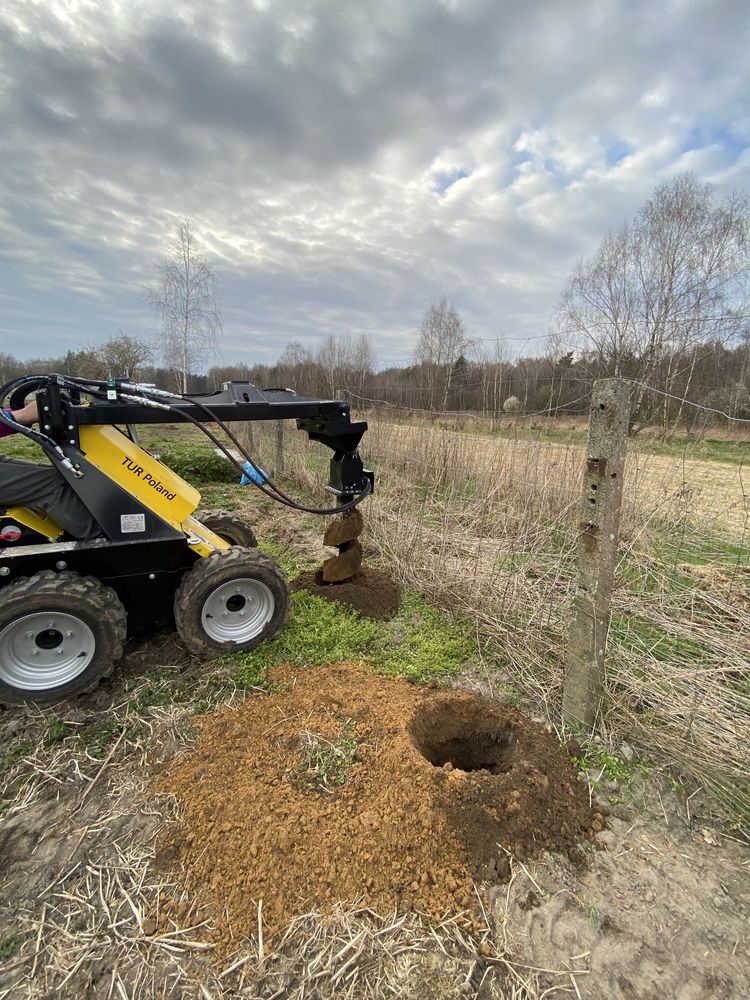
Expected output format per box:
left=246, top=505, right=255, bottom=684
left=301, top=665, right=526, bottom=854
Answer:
left=477, top=335, right=508, bottom=420
left=556, top=173, right=749, bottom=431
left=415, top=296, right=474, bottom=410
left=277, top=340, right=318, bottom=395
left=147, top=220, right=222, bottom=392
left=96, top=331, right=153, bottom=379
left=317, top=333, right=375, bottom=399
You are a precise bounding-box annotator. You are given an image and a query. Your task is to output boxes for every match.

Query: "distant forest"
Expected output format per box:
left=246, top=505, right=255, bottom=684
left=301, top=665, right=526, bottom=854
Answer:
left=1, top=324, right=748, bottom=437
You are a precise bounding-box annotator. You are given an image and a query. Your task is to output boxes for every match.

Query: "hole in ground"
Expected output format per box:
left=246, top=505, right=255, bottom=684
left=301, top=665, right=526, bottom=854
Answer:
left=410, top=700, right=517, bottom=774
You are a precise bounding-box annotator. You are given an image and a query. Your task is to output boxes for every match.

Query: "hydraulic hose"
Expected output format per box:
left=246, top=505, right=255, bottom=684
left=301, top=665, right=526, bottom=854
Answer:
left=0, top=374, right=371, bottom=515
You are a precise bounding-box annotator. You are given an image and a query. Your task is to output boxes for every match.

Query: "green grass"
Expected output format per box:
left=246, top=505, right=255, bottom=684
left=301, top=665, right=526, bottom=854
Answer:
left=0, top=738, right=37, bottom=776
left=233, top=591, right=378, bottom=685
left=434, top=416, right=749, bottom=466
left=632, top=435, right=750, bottom=466
left=293, top=717, right=359, bottom=793
left=257, top=538, right=315, bottom=578
left=0, top=436, right=50, bottom=462
left=571, top=744, right=641, bottom=784
left=374, top=590, right=475, bottom=681
left=196, top=483, right=244, bottom=510
left=232, top=588, right=476, bottom=690
left=0, top=932, right=22, bottom=962
left=45, top=716, right=71, bottom=744
left=610, top=614, right=709, bottom=665
left=124, top=666, right=189, bottom=710
left=155, top=444, right=238, bottom=485
left=656, top=533, right=750, bottom=569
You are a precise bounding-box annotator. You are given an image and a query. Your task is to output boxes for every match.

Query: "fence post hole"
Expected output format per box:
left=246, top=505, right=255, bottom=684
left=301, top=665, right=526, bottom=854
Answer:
left=562, top=378, right=631, bottom=729
left=275, top=420, right=284, bottom=475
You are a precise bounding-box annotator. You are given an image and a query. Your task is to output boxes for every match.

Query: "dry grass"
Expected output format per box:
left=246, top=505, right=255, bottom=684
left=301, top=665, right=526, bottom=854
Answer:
left=1, top=411, right=747, bottom=997
left=0, top=697, right=574, bottom=1000
left=248, top=412, right=750, bottom=829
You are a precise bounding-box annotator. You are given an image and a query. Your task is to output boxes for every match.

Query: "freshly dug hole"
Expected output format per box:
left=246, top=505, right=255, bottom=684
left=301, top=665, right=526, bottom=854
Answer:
left=411, top=700, right=516, bottom=774
left=155, top=664, right=595, bottom=953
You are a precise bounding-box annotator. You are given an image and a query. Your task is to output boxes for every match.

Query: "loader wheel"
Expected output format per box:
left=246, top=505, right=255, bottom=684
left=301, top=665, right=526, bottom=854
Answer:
left=195, top=509, right=258, bottom=547
left=174, top=548, right=290, bottom=659
left=0, top=571, right=127, bottom=706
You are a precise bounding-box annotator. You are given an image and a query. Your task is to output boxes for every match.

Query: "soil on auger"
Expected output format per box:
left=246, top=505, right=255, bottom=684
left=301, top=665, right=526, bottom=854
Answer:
left=292, top=566, right=401, bottom=619
left=155, top=664, right=596, bottom=953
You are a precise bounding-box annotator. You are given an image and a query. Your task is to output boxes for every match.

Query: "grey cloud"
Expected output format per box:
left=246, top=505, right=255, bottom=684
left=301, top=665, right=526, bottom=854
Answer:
left=0, top=0, right=749, bottom=365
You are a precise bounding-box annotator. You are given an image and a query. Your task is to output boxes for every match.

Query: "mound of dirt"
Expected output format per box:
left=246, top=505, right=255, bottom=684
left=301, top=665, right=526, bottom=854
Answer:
left=292, top=567, right=401, bottom=619
left=156, top=664, right=595, bottom=952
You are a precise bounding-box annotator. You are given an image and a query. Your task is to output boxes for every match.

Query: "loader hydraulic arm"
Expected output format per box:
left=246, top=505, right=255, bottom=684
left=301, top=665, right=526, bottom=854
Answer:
left=20, top=377, right=374, bottom=502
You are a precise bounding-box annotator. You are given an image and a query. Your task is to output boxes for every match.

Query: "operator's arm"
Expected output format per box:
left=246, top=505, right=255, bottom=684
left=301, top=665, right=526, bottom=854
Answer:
left=0, top=400, right=39, bottom=438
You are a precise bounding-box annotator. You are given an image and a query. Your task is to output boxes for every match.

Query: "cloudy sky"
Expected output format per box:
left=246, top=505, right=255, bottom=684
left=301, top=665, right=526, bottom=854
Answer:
left=1, top=0, right=749, bottom=370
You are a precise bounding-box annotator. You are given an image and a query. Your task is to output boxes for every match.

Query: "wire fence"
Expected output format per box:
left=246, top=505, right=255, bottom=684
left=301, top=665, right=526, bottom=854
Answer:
left=242, top=384, right=749, bottom=825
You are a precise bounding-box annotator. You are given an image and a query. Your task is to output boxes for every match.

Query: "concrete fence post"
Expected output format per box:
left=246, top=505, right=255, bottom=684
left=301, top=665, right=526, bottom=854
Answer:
left=562, top=378, right=631, bottom=729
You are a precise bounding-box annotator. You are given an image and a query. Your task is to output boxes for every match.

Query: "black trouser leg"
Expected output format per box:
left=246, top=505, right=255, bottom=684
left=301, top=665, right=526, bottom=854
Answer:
left=0, top=456, right=102, bottom=541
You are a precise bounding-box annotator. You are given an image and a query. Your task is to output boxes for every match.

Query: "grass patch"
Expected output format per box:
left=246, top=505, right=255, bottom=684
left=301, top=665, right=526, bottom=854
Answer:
left=258, top=538, right=314, bottom=579
left=656, top=534, right=750, bottom=569
left=374, top=590, right=475, bottom=681
left=0, top=932, right=22, bottom=962
left=155, top=445, right=238, bottom=485
left=77, top=719, right=124, bottom=755
left=122, top=666, right=193, bottom=711
left=45, top=716, right=71, bottom=744
left=632, top=435, right=750, bottom=466
left=0, top=738, right=37, bottom=776
left=232, top=588, right=476, bottom=689
left=0, top=436, right=51, bottom=462
left=233, top=591, right=378, bottom=687
left=571, top=744, right=641, bottom=784
left=196, top=483, right=244, bottom=510
left=610, top=614, right=710, bottom=665
left=292, top=717, right=359, bottom=793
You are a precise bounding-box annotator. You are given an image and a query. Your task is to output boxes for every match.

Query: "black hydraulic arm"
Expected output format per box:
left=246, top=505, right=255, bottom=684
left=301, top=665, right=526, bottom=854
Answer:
left=6, top=376, right=374, bottom=503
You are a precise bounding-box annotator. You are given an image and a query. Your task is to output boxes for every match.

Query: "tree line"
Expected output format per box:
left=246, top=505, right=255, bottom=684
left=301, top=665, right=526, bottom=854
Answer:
left=3, top=173, right=748, bottom=434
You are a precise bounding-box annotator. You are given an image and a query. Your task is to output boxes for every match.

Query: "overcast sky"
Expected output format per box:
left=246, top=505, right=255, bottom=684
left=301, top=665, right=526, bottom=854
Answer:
left=1, top=0, right=749, bottom=370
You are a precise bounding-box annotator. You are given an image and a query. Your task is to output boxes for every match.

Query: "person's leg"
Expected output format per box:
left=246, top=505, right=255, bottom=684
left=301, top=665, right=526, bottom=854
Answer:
left=0, top=456, right=103, bottom=541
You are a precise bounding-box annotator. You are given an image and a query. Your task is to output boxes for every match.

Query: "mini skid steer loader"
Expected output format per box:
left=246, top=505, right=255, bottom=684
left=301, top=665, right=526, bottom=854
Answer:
left=0, top=374, right=373, bottom=705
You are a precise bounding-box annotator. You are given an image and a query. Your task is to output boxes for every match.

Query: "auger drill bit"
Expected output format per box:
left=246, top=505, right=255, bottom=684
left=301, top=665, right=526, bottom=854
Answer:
left=321, top=508, right=364, bottom=582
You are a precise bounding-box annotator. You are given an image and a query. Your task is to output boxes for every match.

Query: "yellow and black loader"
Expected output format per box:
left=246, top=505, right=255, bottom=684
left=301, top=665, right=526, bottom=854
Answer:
left=0, top=374, right=373, bottom=705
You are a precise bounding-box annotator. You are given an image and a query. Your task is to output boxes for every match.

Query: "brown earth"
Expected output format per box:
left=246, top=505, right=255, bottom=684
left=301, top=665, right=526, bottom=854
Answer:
left=155, top=663, right=595, bottom=953
left=292, top=566, right=401, bottom=618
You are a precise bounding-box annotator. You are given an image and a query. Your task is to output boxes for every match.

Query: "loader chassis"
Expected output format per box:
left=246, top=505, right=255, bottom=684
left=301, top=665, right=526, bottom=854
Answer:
left=0, top=377, right=373, bottom=704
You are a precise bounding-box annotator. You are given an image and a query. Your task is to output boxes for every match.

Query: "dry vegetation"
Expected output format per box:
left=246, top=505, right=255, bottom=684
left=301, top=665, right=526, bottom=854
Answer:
left=254, top=410, right=750, bottom=829
left=0, top=663, right=568, bottom=1000
left=2, top=411, right=748, bottom=999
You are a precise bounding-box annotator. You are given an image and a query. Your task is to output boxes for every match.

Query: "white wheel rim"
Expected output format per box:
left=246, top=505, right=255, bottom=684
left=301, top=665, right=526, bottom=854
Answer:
left=0, top=611, right=95, bottom=690
left=200, top=578, right=274, bottom=644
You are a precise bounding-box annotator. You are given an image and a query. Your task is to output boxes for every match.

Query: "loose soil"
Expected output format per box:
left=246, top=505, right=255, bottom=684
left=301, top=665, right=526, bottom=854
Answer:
left=155, top=663, right=594, bottom=952
left=292, top=567, right=401, bottom=619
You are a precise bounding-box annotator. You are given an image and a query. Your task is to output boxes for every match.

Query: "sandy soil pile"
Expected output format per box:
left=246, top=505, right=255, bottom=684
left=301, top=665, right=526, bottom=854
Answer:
left=156, top=664, right=595, bottom=951
left=292, top=567, right=401, bottom=618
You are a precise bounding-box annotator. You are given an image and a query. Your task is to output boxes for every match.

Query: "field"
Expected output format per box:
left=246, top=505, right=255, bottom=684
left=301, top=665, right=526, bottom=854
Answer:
left=0, top=413, right=748, bottom=998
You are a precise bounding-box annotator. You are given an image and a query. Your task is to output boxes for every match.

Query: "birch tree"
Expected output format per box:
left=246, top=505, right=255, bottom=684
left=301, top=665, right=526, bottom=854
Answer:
left=415, top=296, right=473, bottom=410
left=556, top=173, right=749, bottom=431
left=147, top=220, right=222, bottom=393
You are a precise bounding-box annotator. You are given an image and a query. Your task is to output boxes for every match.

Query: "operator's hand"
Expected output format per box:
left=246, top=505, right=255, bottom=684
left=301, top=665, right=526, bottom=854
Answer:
left=11, top=400, right=39, bottom=426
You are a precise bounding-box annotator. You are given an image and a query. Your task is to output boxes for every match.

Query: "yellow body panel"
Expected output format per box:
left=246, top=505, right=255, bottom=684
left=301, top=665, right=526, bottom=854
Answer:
left=4, top=505, right=63, bottom=540
left=79, top=425, right=201, bottom=530
left=79, top=425, right=230, bottom=557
